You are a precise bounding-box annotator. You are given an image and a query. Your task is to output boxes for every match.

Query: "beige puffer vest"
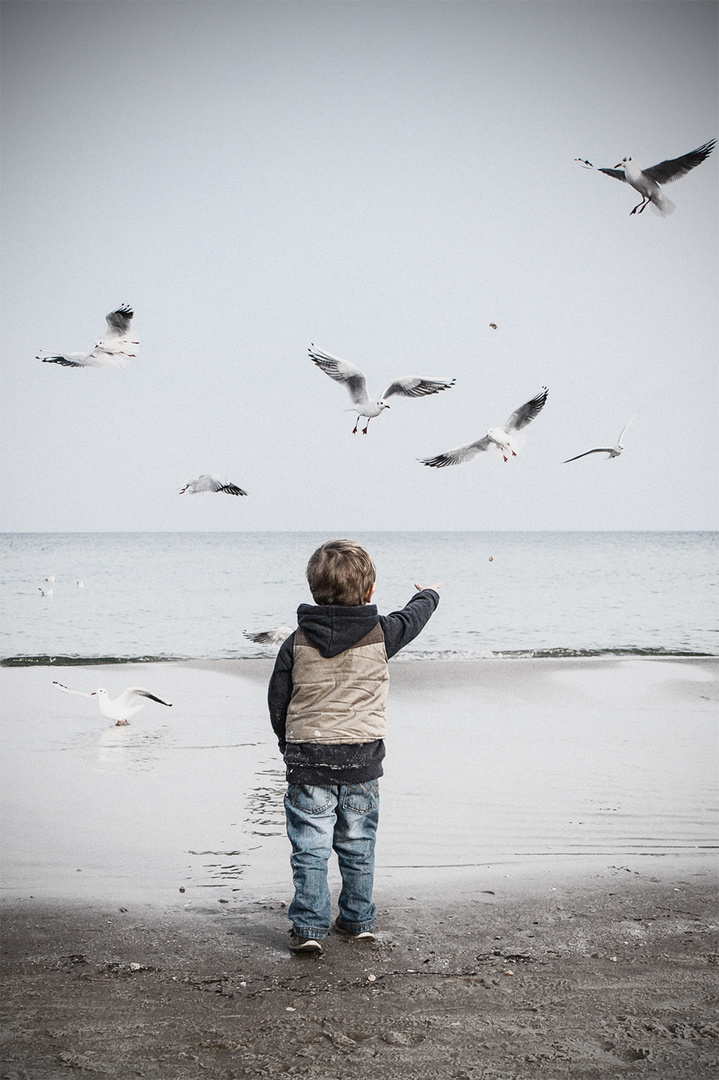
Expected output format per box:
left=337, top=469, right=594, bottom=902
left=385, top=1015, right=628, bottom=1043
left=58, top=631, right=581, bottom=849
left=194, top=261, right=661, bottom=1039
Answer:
left=285, top=623, right=389, bottom=744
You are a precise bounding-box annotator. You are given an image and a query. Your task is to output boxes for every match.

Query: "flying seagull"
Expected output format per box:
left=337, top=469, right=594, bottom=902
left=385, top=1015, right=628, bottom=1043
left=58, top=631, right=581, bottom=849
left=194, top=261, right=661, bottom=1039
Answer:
left=420, top=387, right=548, bottom=468
left=564, top=417, right=635, bottom=463
left=309, top=345, right=455, bottom=434
left=489, top=323, right=498, bottom=330
left=53, top=681, right=172, bottom=725
left=179, top=474, right=248, bottom=496
left=37, top=305, right=139, bottom=367
left=244, top=625, right=293, bottom=647
left=576, top=140, right=715, bottom=216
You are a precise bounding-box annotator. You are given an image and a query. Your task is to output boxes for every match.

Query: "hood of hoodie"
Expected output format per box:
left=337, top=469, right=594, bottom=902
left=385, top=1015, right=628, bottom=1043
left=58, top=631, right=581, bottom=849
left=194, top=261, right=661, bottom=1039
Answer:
left=296, top=603, right=380, bottom=659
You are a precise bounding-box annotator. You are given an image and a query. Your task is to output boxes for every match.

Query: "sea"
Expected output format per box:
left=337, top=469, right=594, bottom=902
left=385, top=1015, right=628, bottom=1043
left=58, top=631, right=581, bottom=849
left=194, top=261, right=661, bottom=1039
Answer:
left=1, top=531, right=716, bottom=664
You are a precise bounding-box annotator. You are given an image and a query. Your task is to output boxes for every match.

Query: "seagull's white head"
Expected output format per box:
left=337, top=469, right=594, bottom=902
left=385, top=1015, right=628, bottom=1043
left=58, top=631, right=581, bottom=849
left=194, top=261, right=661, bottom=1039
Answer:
left=616, top=156, right=631, bottom=168
left=91, top=689, right=108, bottom=698
left=376, top=401, right=391, bottom=411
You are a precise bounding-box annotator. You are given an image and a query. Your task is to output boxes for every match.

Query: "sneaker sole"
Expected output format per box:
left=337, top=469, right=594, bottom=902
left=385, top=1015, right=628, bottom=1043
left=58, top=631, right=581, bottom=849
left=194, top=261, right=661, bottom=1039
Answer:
left=333, top=922, right=375, bottom=941
left=289, top=939, right=323, bottom=953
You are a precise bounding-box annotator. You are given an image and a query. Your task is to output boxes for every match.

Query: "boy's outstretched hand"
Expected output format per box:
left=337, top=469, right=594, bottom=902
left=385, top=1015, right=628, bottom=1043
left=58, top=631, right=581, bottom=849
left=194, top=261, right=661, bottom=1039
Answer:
left=414, top=581, right=442, bottom=592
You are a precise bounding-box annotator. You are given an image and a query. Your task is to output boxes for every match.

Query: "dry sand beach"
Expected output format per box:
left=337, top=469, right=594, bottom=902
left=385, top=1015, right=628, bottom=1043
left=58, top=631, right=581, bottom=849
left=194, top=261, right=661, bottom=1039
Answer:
left=1, top=657, right=717, bottom=1078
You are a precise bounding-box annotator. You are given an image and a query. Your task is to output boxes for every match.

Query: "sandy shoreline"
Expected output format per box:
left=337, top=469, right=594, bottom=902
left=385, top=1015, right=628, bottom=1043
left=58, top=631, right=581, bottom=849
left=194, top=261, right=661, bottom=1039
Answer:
left=1, top=658, right=717, bottom=1077
left=1, top=656, right=716, bottom=907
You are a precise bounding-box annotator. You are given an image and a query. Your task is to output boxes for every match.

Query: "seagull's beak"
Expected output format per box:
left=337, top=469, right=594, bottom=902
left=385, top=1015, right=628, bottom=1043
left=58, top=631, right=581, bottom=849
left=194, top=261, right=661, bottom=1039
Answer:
left=90, top=691, right=97, bottom=696
left=615, top=162, right=624, bottom=169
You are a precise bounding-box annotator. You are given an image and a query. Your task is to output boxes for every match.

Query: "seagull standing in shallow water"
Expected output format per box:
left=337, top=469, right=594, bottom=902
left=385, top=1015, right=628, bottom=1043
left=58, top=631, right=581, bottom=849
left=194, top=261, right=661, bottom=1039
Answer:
left=576, top=140, right=715, bottom=216
left=37, top=305, right=139, bottom=367
left=309, top=345, right=455, bottom=434
left=564, top=417, right=635, bottom=463
left=420, top=387, right=549, bottom=468
left=53, top=682, right=172, bottom=725
left=179, top=474, right=248, bottom=496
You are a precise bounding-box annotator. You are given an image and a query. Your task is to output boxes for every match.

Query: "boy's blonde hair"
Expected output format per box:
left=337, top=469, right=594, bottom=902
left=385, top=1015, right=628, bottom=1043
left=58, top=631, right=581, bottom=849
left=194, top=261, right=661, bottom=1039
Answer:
left=306, top=539, right=376, bottom=606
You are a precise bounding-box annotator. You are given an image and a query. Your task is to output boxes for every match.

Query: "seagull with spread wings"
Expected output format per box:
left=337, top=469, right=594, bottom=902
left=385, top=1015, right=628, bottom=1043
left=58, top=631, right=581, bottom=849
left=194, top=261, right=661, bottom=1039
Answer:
left=309, top=345, right=455, bottom=434
left=420, top=387, right=548, bottom=468
left=564, top=417, right=635, bottom=463
left=53, top=681, right=172, bottom=725
left=244, top=625, right=293, bottom=648
left=179, top=474, right=248, bottom=496
left=576, top=140, right=715, bottom=216
left=37, top=305, right=139, bottom=367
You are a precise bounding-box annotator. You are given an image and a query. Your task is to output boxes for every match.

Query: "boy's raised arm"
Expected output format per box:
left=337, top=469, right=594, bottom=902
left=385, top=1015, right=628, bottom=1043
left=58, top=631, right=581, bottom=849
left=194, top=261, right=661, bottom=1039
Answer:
left=381, top=584, right=441, bottom=659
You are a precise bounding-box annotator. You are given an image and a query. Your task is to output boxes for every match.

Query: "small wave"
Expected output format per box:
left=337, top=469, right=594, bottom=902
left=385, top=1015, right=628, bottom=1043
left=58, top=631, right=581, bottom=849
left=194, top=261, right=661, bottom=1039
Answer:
left=505, top=646, right=716, bottom=659
left=2, top=645, right=715, bottom=668
left=395, top=646, right=716, bottom=661
left=0, top=654, right=189, bottom=667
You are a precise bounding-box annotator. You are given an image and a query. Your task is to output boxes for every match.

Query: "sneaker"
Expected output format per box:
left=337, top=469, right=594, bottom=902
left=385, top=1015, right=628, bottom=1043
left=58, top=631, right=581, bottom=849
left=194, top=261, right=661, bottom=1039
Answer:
left=333, top=917, right=375, bottom=941
left=289, top=931, right=323, bottom=953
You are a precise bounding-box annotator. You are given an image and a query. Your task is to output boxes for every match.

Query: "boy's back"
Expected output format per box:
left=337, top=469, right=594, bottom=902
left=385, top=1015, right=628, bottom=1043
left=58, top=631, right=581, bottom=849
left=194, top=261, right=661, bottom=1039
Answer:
left=269, top=584, right=439, bottom=785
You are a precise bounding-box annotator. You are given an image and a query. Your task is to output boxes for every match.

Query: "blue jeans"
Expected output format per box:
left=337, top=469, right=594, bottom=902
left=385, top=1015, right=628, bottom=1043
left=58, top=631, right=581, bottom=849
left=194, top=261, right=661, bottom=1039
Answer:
left=284, top=780, right=380, bottom=939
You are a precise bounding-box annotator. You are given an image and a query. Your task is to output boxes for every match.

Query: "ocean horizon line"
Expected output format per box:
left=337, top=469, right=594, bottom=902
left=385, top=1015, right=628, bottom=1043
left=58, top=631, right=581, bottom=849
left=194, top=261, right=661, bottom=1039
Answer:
left=2, top=528, right=717, bottom=537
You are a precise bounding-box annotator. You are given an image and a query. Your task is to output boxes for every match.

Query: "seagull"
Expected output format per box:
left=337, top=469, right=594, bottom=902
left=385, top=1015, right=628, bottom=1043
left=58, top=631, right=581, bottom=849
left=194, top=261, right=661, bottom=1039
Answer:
left=53, top=681, right=172, bottom=725
left=309, top=345, right=455, bottom=434
left=179, top=474, right=248, bottom=496
left=38, top=587, right=54, bottom=597
left=37, top=305, right=139, bottom=367
left=244, top=625, right=293, bottom=648
left=576, top=140, right=715, bottom=216
left=564, top=417, right=635, bottom=463
left=420, top=387, right=548, bottom=468
left=489, top=323, right=498, bottom=330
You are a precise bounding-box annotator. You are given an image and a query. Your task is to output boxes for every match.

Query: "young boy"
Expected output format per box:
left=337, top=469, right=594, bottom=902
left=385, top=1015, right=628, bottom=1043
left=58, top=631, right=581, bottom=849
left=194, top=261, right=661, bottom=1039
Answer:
left=268, top=539, right=440, bottom=953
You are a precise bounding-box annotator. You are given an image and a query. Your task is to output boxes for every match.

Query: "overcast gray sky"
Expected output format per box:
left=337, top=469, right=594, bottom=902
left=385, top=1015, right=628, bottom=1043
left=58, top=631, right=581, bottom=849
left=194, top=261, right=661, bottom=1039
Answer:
left=1, top=0, right=717, bottom=532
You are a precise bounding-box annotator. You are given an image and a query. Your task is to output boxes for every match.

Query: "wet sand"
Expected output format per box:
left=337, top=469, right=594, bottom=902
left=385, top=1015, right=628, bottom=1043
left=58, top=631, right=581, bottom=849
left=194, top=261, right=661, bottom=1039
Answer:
left=1, top=658, right=717, bottom=1077
left=2, top=874, right=717, bottom=1079
left=1, top=656, right=716, bottom=904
